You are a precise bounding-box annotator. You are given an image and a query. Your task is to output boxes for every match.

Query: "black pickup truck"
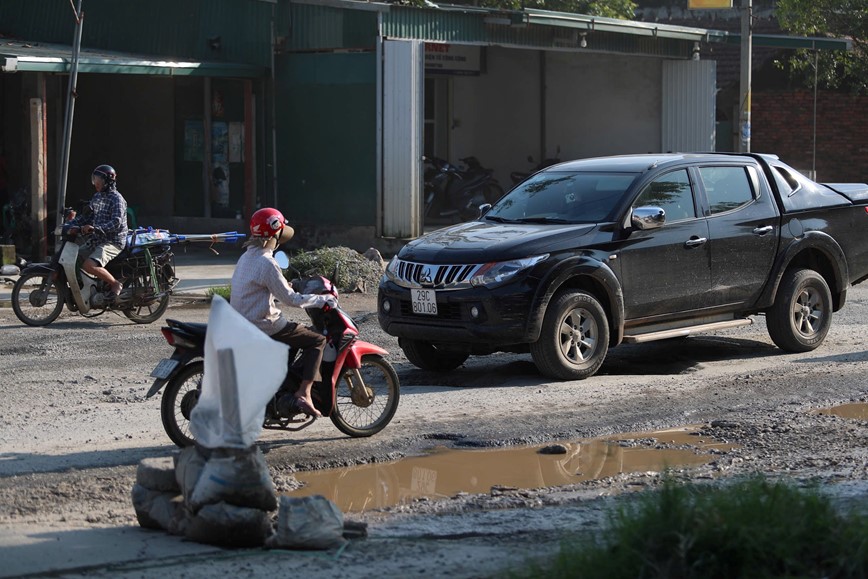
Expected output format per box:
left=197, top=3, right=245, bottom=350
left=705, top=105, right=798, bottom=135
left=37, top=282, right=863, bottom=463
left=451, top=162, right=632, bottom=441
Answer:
left=378, top=153, right=868, bottom=380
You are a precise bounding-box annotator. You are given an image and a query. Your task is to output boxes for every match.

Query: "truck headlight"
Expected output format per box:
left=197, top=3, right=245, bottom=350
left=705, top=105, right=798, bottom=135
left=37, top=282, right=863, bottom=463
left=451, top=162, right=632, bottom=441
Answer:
left=383, top=256, right=400, bottom=283
left=470, top=254, right=548, bottom=288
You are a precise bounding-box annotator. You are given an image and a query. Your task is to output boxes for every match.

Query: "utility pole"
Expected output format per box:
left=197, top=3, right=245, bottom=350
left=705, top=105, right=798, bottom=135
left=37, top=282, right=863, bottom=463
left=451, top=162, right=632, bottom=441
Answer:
left=56, top=0, right=84, bottom=237
left=738, top=0, right=752, bottom=152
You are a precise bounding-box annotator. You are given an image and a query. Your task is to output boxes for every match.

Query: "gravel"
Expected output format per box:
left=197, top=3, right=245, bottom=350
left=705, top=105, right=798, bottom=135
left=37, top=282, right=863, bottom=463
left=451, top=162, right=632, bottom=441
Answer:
left=1, top=284, right=867, bottom=576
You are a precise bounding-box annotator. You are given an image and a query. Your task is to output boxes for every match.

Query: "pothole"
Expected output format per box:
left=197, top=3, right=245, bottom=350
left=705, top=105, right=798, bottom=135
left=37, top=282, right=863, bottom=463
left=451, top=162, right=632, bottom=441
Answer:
left=287, top=425, right=734, bottom=512
left=816, top=402, right=868, bottom=420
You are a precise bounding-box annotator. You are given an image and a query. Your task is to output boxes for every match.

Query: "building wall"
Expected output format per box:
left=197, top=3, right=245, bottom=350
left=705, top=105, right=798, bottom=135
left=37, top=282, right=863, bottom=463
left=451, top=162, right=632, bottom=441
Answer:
left=451, top=48, right=665, bottom=188
left=752, top=90, right=868, bottom=183
left=0, top=0, right=274, bottom=67
left=69, top=75, right=175, bottom=222
left=451, top=46, right=543, bottom=188
left=274, top=51, right=377, bottom=227
left=546, top=52, right=663, bottom=159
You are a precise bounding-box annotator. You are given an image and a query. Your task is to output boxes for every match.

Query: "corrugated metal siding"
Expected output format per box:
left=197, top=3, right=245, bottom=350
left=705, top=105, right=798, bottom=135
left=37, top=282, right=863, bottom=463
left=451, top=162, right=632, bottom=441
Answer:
left=382, top=6, right=693, bottom=58
left=382, top=39, right=423, bottom=239
left=276, top=52, right=377, bottom=225
left=0, top=1, right=695, bottom=63
left=0, top=0, right=274, bottom=66
left=661, top=60, right=717, bottom=152
left=283, top=3, right=377, bottom=51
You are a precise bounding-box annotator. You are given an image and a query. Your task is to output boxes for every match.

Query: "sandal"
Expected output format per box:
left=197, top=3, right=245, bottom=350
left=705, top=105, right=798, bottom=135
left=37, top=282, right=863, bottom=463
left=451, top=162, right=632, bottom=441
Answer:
left=293, top=396, right=322, bottom=418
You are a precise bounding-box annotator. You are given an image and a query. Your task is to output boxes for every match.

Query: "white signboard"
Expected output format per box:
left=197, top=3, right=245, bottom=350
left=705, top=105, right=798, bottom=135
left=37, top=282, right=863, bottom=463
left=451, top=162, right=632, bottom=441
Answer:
left=424, top=43, right=481, bottom=76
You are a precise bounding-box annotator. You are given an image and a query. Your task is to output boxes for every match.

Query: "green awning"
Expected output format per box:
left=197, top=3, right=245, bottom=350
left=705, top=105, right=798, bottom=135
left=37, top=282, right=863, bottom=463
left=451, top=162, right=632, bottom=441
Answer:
left=0, top=39, right=267, bottom=77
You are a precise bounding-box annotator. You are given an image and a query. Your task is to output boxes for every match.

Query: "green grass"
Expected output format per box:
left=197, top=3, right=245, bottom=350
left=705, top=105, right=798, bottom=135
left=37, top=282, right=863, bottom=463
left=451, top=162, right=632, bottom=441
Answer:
left=510, top=475, right=868, bottom=578
left=206, top=285, right=231, bottom=301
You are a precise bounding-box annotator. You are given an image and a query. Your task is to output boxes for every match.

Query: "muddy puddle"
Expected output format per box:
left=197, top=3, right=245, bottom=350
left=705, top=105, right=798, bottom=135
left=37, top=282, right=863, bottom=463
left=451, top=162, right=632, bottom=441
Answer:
left=288, top=426, right=733, bottom=513
left=816, top=402, right=868, bottom=420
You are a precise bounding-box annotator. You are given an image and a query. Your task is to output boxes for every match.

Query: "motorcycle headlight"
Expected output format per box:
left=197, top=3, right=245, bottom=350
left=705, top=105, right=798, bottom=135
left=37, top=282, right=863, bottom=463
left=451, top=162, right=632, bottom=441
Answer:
left=470, top=254, right=548, bottom=288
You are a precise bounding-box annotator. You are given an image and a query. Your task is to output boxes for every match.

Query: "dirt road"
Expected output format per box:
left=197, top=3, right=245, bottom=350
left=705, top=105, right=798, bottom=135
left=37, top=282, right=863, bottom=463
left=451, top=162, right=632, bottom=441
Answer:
left=1, top=285, right=867, bottom=577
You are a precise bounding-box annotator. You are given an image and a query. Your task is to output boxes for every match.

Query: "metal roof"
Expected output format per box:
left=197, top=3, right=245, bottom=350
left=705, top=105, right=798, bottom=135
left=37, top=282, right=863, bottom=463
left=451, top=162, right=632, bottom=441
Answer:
left=522, top=8, right=728, bottom=43
left=0, top=39, right=267, bottom=77
left=724, top=34, right=852, bottom=51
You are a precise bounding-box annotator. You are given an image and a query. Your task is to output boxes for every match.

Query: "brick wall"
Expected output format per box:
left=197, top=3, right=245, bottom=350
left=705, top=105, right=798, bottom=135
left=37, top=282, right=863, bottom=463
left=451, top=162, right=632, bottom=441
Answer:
left=752, top=90, right=868, bottom=183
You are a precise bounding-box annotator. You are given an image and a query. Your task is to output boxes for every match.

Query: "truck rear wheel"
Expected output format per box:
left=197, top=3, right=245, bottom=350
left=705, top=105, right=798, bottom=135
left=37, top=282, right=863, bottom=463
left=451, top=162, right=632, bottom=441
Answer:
left=531, top=290, right=609, bottom=380
left=400, top=338, right=469, bottom=371
left=767, top=268, right=832, bottom=352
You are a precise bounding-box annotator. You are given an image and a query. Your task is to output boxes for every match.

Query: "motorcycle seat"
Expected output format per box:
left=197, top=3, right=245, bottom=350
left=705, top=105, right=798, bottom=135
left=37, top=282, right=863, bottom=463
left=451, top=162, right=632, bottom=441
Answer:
left=166, top=319, right=208, bottom=338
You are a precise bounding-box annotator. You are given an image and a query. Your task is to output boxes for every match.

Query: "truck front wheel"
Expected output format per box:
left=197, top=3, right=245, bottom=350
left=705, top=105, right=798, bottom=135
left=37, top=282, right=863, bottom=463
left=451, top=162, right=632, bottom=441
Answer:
left=767, top=268, right=832, bottom=353
left=530, top=290, right=609, bottom=380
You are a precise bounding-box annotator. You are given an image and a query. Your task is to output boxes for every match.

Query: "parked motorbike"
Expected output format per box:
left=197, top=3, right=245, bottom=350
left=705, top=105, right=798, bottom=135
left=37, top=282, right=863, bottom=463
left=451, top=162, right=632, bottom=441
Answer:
left=1, top=187, right=32, bottom=252
left=510, top=153, right=562, bottom=186
left=147, top=252, right=400, bottom=448
left=10, top=226, right=244, bottom=327
left=423, top=155, right=504, bottom=222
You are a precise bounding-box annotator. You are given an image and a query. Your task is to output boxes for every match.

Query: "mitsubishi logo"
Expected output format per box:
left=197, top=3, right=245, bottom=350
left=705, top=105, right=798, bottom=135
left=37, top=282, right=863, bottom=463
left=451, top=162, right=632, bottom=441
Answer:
left=419, top=266, right=434, bottom=285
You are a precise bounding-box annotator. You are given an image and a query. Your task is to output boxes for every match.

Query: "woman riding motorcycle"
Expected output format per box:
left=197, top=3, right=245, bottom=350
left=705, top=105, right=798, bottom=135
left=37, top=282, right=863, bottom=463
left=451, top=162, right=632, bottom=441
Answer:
left=229, top=207, right=335, bottom=417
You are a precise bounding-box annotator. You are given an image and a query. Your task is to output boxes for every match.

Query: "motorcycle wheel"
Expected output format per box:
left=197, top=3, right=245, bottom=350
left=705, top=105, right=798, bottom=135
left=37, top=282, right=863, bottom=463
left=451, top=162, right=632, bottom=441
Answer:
left=330, top=354, right=400, bottom=438
left=122, top=272, right=171, bottom=324
left=11, top=272, right=65, bottom=326
left=160, top=361, right=203, bottom=448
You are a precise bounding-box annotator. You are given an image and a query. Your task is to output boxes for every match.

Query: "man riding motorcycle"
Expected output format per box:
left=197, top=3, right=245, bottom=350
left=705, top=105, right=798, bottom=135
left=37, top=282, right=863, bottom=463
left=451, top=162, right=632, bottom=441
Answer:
left=64, top=164, right=128, bottom=301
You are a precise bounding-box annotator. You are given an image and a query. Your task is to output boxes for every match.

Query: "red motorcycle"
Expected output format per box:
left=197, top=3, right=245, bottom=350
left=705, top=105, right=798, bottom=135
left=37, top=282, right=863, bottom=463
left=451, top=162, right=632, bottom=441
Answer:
left=147, top=255, right=400, bottom=447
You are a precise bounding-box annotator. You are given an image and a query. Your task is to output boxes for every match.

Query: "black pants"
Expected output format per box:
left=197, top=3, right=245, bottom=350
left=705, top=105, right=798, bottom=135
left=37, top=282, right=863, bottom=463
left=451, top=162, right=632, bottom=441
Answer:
left=271, top=322, right=326, bottom=383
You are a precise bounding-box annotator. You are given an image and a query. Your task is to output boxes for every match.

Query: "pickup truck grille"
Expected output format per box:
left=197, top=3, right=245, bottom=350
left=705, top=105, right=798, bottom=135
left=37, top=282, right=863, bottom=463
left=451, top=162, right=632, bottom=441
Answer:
left=390, top=259, right=484, bottom=289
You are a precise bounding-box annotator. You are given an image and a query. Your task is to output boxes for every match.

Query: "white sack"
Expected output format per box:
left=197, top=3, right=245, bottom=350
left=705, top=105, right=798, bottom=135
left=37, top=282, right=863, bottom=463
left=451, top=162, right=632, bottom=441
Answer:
left=189, top=447, right=278, bottom=513
left=190, top=296, right=288, bottom=449
left=267, top=495, right=347, bottom=550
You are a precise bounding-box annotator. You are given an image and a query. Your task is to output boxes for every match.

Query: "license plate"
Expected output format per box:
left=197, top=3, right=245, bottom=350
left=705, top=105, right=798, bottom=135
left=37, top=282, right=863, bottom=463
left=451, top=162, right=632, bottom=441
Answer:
left=411, top=288, right=438, bottom=316
left=150, top=358, right=179, bottom=379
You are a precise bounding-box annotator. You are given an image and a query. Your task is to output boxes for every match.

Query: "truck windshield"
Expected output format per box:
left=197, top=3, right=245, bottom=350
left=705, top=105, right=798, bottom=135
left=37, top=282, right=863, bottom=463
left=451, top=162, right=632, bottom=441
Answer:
left=485, top=171, right=638, bottom=224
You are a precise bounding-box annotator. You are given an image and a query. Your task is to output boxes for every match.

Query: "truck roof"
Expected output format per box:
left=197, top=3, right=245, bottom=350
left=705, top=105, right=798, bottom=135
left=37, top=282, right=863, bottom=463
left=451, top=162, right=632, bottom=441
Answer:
left=550, top=153, right=763, bottom=173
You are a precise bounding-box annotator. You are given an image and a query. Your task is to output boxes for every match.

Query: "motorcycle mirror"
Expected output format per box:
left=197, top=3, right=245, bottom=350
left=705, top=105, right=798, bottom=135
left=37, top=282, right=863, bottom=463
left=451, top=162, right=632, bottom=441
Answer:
left=274, top=250, right=290, bottom=269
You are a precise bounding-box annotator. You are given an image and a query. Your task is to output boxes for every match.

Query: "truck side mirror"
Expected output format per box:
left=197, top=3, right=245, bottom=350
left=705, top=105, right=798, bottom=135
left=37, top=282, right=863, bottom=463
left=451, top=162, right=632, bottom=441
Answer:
left=631, top=206, right=666, bottom=230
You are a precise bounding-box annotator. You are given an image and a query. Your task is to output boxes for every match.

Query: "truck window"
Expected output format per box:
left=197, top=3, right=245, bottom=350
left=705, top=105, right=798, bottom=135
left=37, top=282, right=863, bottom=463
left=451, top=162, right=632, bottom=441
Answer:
left=487, top=172, right=636, bottom=223
left=771, top=166, right=798, bottom=197
left=632, top=169, right=695, bottom=222
left=699, top=166, right=755, bottom=214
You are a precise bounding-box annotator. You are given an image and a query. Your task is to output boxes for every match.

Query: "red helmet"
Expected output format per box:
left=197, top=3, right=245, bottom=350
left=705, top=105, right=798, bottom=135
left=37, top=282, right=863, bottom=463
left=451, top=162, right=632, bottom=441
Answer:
left=249, top=207, right=294, bottom=243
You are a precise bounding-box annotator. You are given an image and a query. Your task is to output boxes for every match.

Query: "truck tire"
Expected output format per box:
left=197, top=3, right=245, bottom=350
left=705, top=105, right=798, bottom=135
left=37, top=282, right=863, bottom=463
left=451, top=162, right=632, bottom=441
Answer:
left=400, top=338, right=469, bottom=371
left=767, top=268, right=832, bottom=353
left=530, top=290, right=609, bottom=380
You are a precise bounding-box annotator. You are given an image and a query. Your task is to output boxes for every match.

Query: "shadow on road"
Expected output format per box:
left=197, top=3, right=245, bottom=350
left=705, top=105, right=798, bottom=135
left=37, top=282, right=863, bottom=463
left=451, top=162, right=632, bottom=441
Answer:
left=394, top=335, right=782, bottom=388
left=0, top=444, right=175, bottom=477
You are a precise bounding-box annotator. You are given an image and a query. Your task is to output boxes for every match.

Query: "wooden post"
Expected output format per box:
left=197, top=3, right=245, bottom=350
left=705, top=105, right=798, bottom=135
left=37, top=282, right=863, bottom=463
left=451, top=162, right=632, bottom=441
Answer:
left=243, top=80, right=255, bottom=220
left=216, top=348, right=243, bottom=446
left=203, top=77, right=212, bottom=218
left=29, top=97, right=47, bottom=259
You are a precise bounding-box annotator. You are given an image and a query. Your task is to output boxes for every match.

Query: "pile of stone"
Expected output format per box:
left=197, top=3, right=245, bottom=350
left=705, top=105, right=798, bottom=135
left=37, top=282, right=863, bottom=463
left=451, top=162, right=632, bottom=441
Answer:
left=132, top=446, right=360, bottom=549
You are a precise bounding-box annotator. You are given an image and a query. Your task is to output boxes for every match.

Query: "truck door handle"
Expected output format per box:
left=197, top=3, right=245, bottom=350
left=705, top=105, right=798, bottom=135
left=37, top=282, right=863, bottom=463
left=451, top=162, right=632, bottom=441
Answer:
left=753, top=225, right=774, bottom=236
left=684, top=236, right=707, bottom=248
